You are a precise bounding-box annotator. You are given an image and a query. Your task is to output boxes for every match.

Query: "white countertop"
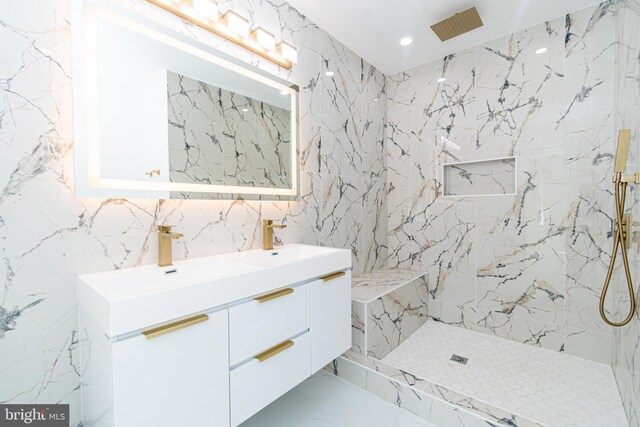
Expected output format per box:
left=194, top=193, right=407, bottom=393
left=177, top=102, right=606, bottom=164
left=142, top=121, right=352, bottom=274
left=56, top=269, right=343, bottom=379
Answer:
left=78, top=244, right=351, bottom=337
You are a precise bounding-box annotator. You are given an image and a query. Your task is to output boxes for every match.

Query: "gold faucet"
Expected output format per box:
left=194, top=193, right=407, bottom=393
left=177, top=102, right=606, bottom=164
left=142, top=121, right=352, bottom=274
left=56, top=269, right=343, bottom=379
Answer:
left=263, top=220, right=286, bottom=250
left=158, top=225, right=183, bottom=267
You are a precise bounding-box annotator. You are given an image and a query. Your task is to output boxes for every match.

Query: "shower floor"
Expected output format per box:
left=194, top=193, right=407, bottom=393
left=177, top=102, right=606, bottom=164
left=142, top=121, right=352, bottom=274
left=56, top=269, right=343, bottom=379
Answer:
left=382, top=322, right=627, bottom=427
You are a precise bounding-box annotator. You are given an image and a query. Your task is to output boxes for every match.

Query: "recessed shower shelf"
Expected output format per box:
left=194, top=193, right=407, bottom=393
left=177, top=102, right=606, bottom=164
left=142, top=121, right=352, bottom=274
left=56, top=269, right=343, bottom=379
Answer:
left=442, top=156, right=516, bottom=197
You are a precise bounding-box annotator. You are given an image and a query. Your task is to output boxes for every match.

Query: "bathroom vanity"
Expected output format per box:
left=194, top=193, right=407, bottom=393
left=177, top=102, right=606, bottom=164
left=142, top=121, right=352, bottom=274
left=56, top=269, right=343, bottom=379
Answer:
left=77, top=244, right=352, bottom=427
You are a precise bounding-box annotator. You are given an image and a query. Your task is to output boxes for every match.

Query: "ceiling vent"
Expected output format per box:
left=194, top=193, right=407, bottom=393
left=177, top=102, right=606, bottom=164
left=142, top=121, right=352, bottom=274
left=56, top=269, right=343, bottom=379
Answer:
left=430, top=7, right=484, bottom=42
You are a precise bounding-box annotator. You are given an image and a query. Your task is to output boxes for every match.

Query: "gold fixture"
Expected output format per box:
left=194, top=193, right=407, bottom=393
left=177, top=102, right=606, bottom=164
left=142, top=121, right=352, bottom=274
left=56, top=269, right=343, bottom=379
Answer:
left=158, top=225, right=184, bottom=267
left=262, top=219, right=286, bottom=250
left=143, top=314, right=209, bottom=339
left=619, top=214, right=633, bottom=250
left=146, top=169, right=161, bottom=177
left=320, top=271, right=346, bottom=282
left=430, top=7, right=484, bottom=42
left=600, top=129, right=637, bottom=327
left=255, top=339, right=294, bottom=362
left=146, top=0, right=295, bottom=69
left=254, top=288, right=294, bottom=303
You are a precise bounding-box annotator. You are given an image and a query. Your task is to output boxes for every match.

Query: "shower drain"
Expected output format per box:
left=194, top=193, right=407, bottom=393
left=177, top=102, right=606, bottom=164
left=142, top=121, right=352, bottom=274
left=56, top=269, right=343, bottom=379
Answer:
left=450, top=354, right=468, bottom=365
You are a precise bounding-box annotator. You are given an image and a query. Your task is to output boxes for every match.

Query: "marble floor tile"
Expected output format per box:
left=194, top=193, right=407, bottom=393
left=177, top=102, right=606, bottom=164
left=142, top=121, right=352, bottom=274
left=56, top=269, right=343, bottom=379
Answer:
left=240, top=371, right=436, bottom=427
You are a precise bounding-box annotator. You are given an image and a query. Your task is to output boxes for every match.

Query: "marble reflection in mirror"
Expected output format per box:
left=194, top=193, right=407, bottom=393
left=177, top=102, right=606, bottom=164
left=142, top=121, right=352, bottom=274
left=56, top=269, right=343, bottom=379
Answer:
left=167, top=72, right=292, bottom=200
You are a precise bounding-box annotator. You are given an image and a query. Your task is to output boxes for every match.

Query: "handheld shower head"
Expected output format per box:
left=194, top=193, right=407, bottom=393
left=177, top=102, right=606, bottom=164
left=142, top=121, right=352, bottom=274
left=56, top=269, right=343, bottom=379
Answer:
left=615, top=129, right=632, bottom=173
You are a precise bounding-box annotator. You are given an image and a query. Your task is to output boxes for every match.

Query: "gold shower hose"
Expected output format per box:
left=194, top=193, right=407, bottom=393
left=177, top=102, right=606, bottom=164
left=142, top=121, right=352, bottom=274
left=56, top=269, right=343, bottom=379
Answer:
left=600, top=173, right=637, bottom=326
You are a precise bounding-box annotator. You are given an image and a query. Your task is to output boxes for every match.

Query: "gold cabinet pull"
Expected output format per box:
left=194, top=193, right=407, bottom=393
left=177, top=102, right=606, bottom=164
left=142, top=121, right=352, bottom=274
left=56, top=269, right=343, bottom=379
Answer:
left=142, top=314, right=209, bottom=339
left=255, top=340, right=294, bottom=362
left=320, top=271, right=346, bottom=282
left=254, top=288, right=293, bottom=303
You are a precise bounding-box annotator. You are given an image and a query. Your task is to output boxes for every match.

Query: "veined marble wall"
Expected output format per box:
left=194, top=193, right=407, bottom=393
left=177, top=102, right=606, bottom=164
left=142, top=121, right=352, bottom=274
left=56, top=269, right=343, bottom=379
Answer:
left=0, top=0, right=387, bottom=423
left=167, top=72, right=292, bottom=190
left=387, top=0, right=636, bottom=366
left=613, top=1, right=640, bottom=425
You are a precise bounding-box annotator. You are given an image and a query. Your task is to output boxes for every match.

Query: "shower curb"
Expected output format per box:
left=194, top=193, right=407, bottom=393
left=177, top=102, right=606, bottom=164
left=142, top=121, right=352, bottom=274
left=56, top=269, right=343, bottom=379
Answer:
left=328, top=350, right=547, bottom=427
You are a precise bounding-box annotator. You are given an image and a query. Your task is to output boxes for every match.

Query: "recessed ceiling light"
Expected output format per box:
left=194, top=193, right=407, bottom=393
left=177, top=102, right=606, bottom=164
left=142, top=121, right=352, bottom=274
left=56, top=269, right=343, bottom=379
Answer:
left=399, top=37, right=413, bottom=46
left=325, top=71, right=335, bottom=76
left=535, top=47, right=548, bottom=55
left=437, top=77, right=447, bottom=83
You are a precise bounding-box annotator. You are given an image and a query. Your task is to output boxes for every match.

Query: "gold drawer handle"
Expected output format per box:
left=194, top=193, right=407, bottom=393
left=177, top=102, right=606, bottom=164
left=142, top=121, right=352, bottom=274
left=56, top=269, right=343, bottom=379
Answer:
left=320, top=271, right=346, bottom=282
left=255, top=288, right=294, bottom=303
left=255, top=340, right=294, bottom=362
left=143, top=314, right=209, bottom=339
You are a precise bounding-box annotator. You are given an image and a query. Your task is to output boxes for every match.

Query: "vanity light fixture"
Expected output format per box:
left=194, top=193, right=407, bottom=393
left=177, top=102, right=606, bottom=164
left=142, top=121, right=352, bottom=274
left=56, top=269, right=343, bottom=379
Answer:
left=222, top=10, right=250, bottom=38
left=278, top=41, right=298, bottom=64
left=400, top=37, right=413, bottom=46
left=189, top=0, right=218, bottom=22
left=147, top=0, right=296, bottom=69
left=253, top=27, right=277, bottom=51
left=437, top=77, right=447, bottom=83
left=535, top=47, right=548, bottom=54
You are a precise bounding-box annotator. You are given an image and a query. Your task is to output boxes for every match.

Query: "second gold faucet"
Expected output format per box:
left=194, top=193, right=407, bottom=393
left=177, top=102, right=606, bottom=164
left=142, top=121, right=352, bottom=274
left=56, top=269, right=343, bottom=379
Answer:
left=263, top=220, right=286, bottom=250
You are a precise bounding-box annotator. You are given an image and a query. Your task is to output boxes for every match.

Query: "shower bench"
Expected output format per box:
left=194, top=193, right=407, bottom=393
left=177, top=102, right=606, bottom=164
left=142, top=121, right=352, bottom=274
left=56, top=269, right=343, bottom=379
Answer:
left=350, top=268, right=428, bottom=359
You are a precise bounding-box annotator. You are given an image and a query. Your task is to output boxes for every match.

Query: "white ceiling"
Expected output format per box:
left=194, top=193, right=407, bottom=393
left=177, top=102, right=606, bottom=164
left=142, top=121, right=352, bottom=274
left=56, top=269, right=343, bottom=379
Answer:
left=285, top=0, right=602, bottom=75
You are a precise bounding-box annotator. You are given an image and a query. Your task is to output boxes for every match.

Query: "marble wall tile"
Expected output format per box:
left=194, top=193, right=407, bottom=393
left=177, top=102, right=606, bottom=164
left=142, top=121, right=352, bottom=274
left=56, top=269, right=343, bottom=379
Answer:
left=612, top=0, right=640, bottom=423
left=351, top=300, right=366, bottom=355
left=0, top=0, right=388, bottom=421
left=475, top=18, right=565, bottom=157
left=386, top=71, right=412, bottom=186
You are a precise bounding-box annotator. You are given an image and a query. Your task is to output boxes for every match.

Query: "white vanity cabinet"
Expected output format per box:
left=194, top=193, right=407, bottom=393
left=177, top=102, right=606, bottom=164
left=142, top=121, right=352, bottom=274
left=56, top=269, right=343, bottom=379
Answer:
left=310, top=271, right=352, bottom=373
left=111, top=309, right=229, bottom=427
left=78, top=244, right=352, bottom=427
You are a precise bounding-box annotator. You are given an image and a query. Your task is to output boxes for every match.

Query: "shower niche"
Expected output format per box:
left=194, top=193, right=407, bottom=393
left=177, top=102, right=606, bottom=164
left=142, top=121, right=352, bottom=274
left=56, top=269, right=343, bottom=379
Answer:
left=442, top=156, right=516, bottom=197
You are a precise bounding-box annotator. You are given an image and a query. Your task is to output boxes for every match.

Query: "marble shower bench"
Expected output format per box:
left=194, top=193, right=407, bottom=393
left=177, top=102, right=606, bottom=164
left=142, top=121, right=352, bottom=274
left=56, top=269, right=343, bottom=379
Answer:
left=351, top=268, right=428, bottom=359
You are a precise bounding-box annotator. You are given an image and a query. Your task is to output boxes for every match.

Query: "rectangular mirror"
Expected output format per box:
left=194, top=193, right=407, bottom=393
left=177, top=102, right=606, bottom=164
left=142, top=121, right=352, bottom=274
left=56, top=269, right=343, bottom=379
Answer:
left=72, top=0, right=299, bottom=200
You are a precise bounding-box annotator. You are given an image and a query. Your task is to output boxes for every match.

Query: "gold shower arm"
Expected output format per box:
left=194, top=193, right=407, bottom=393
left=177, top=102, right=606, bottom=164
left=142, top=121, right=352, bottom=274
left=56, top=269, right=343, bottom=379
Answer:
left=612, top=173, right=640, bottom=183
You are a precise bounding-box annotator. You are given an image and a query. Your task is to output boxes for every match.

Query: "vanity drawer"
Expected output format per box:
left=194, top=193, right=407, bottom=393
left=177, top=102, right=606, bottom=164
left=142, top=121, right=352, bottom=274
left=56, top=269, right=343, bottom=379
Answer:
left=229, top=283, right=310, bottom=365
left=230, top=332, right=311, bottom=426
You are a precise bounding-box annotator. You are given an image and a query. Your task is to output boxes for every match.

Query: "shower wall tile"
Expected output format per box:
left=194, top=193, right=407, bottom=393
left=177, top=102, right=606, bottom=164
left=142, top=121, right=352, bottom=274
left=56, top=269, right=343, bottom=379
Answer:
left=613, top=0, right=640, bottom=424
left=565, top=327, right=613, bottom=364
left=387, top=2, right=627, bottom=362
left=386, top=71, right=412, bottom=186
left=351, top=300, right=366, bottom=355
left=410, top=48, right=477, bottom=160
left=0, top=0, right=387, bottom=420
left=475, top=19, right=565, bottom=157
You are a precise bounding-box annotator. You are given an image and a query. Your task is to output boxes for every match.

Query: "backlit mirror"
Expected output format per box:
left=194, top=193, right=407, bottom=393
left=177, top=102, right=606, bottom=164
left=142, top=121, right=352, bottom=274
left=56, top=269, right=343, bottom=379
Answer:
left=72, top=0, right=299, bottom=200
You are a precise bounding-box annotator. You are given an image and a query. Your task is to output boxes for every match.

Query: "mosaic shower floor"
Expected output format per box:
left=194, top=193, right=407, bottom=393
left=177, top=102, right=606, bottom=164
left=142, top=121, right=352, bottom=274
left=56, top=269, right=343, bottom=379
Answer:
left=383, top=322, right=628, bottom=427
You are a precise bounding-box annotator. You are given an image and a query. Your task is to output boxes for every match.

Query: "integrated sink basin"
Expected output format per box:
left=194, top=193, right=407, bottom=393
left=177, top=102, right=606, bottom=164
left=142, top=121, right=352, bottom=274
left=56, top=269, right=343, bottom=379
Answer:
left=236, top=245, right=339, bottom=267
left=78, top=244, right=351, bottom=337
